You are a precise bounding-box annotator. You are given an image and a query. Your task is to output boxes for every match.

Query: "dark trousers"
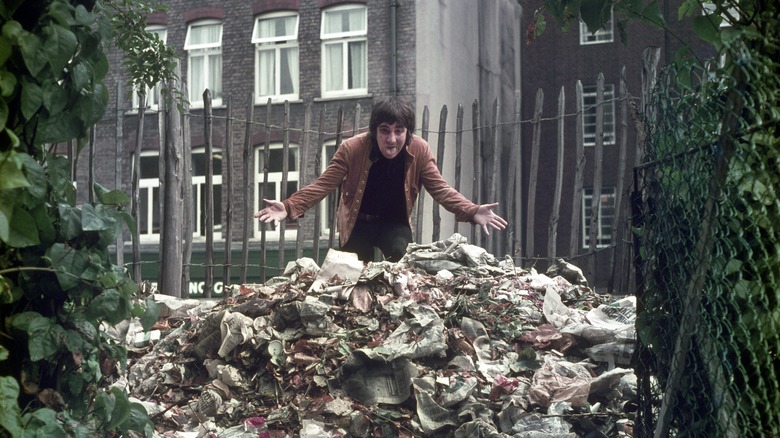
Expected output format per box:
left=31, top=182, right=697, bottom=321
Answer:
left=340, top=220, right=413, bottom=262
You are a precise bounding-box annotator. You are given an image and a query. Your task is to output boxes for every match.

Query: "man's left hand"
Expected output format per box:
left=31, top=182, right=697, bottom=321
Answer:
left=473, top=203, right=508, bottom=236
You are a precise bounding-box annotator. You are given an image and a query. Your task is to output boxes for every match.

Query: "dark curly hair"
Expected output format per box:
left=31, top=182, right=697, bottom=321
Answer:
left=368, top=96, right=415, bottom=147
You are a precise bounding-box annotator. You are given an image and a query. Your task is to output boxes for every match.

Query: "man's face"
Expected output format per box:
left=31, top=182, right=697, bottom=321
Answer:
left=376, top=122, right=407, bottom=159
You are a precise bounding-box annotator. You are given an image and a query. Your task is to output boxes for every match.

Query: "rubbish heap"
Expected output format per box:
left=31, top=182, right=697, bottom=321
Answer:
left=114, top=234, right=637, bottom=437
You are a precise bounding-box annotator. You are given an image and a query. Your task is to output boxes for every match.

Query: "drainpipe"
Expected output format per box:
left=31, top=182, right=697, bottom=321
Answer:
left=390, top=0, right=398, bottom=95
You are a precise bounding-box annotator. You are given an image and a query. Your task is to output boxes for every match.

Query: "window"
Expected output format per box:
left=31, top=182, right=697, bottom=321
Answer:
left=579, top=10, right=614, bottom=44
left=136, top=149, right=222, bottom=241
left=191, top=148, right=223, bottom=238
left=253, top=12, right=299, bottom=102
left=582, top=187, right=616, bottom=248
left=185, top=21, right=223, bottom=107
left=581, top=84, right=615, bottom=146
left=137, top=152, right=161, bottom=240
left=253, top=144, right=300, bottom=238
left=132, top=26, right=167, bottom=112
left=321, top=4, right=367, bottom=97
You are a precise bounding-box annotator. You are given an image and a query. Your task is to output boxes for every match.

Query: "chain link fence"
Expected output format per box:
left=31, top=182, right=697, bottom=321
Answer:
left=631, top=34, right=780, bottom=437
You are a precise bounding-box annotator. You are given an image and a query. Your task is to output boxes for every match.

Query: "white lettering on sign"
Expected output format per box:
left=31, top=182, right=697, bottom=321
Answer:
left=149, top=281, right=224, bottom=296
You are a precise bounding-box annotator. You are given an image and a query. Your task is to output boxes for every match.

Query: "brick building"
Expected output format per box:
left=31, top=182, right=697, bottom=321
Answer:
left=86, top=0, right=523, bottom=295
left=517, top=0, right=709, bottom=289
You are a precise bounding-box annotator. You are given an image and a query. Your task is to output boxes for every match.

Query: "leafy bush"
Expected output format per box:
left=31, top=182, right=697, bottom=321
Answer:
left=0, top=0, right=169, bottom=435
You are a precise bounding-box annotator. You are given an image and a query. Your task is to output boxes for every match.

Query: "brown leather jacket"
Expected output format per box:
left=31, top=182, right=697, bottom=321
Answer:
left=283, top=132, right=479, bottom=246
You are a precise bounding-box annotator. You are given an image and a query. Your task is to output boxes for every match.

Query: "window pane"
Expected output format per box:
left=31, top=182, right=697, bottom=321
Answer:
left=152, top=186, right=160, bottom=233
left=347, top=40, right=367, bottom=89
left=582, top=187, right=616, bottom=247
left=141, top=155, right=159, bottom=179
left=259, top=148, right=299, bottom=172
left=582, top=85, right=615, bottom=145
left=190, top=23, right=221, bottom=45
left=209, top=54, right=222, bottom=99
left=258, top=49, right=275, bottom=96
left=324, top=7, right=366, bottom=34
left=324, top=43, right=343, bottom=92
left=279, top=47, right=297, bottom=95
left=190, top=55, right=204, bottom=101
left=192, top=151, right=222, bottom=175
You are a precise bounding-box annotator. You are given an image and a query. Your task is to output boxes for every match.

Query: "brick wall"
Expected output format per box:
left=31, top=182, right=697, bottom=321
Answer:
left=89, top=0, right=419, bottom=246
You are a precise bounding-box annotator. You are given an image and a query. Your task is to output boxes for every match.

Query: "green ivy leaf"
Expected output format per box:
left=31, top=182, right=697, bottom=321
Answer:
left=138, top=298, right=159, bottom=331
left=35, top=110, right=83, bottom=144
left=48, top=242, right=88, bottom=291
left=0, top=192, right=12, bottom=242
left=0, top=376, right=22, bottom=437
left=0, top=71, right=15, bottom=98
left=0, top=99, right=7, bottom=131
left=75, top=82, right=108, bottom=126
left=120, top=402, right=153, bottom=434
left=93, top=391, right=115, bottom=424
left=120, top=211, right=137, bottom=238
left=0, top=35, right=12, bottom=66
left=6, top=204, right=39, bottom=247
left=64, top=329, right=86, bottom=355
left=48, top=154, right=76, bottom=206
left=74, top=5, right=95, bottom=26
left=18, top=31, right=46, bottom=76
left=94, top=182, right=130, bottom=206
left=107, top=387, right=131, bottom=430
left=22, top=407, right=65, bottom=435
left=0, top=128, right=20, bottom=148
left=42, top=79, right=68, bottom=116
left=19, top=153, right=46, bottom=199
left=93, top=50, right=109, bottom=82
left=58, top=204, right=82, bottom=240
left=43, top=24, right=78, bottom=75
left=82, top=203, right=109, bottom=231
left=693, top=14, right=721, bottom=44
left=27, top=316, right=63, bottom=361
left=0, top=151, right=29, bottom=190
left=26, top=206, right=55, bottom=247
left=20, top=77, right=43, bottom=121
left=579, top=0, right=612, bottom=34
left=89, top=288, right=122, bottom=321
left=47, top=1, right=77, bottom=26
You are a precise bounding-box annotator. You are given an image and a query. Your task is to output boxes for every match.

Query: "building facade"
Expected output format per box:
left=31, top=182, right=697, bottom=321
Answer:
left=85, top=0, right=523, bottom=295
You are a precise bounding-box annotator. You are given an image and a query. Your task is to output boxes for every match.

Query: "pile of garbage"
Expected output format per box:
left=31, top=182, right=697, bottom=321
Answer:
left=113, top=234, right=637, bottom=437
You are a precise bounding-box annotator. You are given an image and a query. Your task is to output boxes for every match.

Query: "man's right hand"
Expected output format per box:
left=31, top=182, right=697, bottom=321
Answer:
left=254, top=199, right=288, bottom=226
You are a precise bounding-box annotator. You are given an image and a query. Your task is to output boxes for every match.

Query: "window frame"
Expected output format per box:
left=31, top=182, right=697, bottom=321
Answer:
left=579, top=10, right=614, bottom=45
left=253, top=11, right=300, bottom=103
left=320, top=4, right=368, bottom=98
left=135, top=148, right=224, bottom=243
left=581, top=83, right=616, bottom=146
left=581, top=187, right=616, bottom=248
left=190, top=147, right=224, bottom=240
left=253, top=143, right=301, bottom=240
left=184, top=20, right=223, bottom=108
left=137, top=151, right=161, bottom=242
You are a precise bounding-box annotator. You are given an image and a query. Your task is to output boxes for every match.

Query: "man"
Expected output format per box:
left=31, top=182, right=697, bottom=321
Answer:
left=255, top=97, right=507, bottom=262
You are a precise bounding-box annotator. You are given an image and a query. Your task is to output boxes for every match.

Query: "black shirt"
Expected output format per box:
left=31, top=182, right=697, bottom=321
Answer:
left=360, top=145, right=407, bottom=223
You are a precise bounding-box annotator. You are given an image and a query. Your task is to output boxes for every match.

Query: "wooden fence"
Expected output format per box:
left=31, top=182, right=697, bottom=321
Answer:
left=97, top=55, right=659, bottom=298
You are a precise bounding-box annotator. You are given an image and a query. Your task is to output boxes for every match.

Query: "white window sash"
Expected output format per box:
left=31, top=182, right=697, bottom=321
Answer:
left=253, top=145, right=301, bottom=239
left=321, top=5, right=367, bottom=39
left=582, top=188, right=616, bottom=248
left=252, top=12, right=299, bottom=44
left=581, top=84, right=616, bottom=146
left=184, top=22, right=222, bottom=50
